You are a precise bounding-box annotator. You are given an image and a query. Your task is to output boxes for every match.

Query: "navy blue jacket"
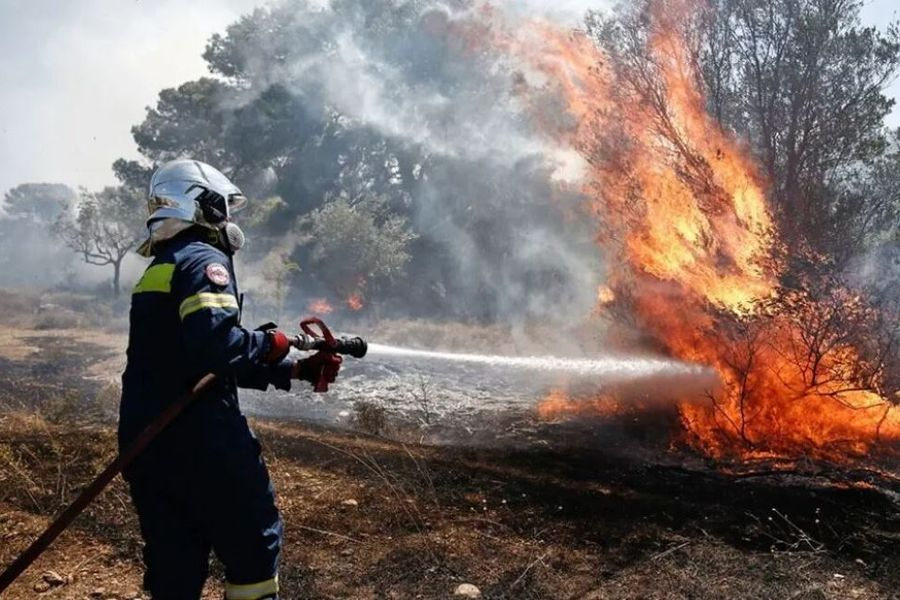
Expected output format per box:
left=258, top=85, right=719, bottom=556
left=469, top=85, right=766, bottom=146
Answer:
left=119, top=230, right=292, bottom=448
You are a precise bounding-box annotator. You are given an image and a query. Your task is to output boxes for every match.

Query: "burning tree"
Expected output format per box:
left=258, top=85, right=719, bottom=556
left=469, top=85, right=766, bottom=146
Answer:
left=693, top=0, right=900, bottom=263
left=508, top=0, right=900, bottom=461
left=53, top=186, right=144, bottom=297
left=696, top=278, right=900, bottom=456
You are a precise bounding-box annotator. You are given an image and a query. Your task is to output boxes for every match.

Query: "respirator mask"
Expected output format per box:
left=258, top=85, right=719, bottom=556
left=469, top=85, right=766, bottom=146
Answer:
left=195, top=187, right=247, bottom=254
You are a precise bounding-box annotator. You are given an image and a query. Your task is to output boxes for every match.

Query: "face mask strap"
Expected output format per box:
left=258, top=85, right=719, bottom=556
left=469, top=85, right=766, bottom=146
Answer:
left=191, top=186, right=229, bottom=225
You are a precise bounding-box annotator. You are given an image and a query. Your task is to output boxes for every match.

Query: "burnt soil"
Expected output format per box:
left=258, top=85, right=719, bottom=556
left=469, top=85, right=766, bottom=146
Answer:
left=0, top=326, right=898, bottom=599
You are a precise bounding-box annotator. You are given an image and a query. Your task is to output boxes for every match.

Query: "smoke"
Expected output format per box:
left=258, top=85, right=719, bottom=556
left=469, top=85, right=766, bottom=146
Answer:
left=508, top=0, right=608, bottom=24
left=227, top=0, right=606, bottom=326
left=847, top=240, right=900, bottom=309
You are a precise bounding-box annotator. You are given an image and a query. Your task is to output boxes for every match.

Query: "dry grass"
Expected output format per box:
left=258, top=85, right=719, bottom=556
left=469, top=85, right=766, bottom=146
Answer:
left=0, top=289, right=128, bottom=333
left=0, top=319, right=898, bottom=599
left=1, top=413, right=898, bottom=599
left=0, top=328, right=41, bottom=361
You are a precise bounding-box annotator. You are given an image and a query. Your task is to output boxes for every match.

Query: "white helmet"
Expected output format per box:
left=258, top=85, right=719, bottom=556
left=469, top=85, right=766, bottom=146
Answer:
left=139, top=159, right=247, bottom=256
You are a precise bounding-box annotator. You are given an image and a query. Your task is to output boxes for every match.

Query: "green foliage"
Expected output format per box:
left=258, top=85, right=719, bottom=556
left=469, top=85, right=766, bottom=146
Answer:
left=303, top=193, right=417, bottom=300
left=130, top=78, right=238, bottom=170
left=241, top=195, right=289, bottom=231
left=261, top=251, right=301, bottom=321
left=128, top=0, right=427, bottom=212
left=112, top=158, right=154, bottom=191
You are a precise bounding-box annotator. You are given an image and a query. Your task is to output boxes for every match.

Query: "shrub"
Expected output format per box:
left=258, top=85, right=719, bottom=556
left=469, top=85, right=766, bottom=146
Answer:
left=351, top=400, right=388, bottom=436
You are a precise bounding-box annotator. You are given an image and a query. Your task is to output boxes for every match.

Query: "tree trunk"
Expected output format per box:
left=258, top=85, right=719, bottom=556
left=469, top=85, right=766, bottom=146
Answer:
left=112, top=260, right=122, bottom=298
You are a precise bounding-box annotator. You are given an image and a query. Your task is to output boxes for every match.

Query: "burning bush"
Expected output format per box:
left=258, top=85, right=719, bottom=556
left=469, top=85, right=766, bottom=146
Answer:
left=678, top=276, right=900, bottom=459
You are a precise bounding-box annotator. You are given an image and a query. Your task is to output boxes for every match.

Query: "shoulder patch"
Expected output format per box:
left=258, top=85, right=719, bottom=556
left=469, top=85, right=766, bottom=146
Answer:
left=205, top=263, right=231, bottom=286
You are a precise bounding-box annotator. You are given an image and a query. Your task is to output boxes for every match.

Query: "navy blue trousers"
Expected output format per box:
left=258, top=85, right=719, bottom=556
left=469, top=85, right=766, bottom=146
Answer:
left=125, top=399, right=282, bottom=599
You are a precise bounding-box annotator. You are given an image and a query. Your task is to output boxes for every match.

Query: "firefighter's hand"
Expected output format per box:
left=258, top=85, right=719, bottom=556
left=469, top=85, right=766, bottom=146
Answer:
left=292, top=351, right=343, bottom=387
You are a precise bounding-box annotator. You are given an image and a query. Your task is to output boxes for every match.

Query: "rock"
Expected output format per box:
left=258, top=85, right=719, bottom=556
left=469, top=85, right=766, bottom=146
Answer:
left=42, top=570, right=66, bottom=586
left=341, top=498, right=359, bottom=507
left=33, top=581, right=52, bottom=593
left=454, top=583, right=482, bottom=598
left=90, top=587, right=106, bottom=598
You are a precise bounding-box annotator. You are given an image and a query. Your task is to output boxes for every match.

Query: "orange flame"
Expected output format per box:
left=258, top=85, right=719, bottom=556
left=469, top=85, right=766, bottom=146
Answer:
left=595, top=285, right=615, bottom=305
left=347, top=293, right=364, bottom=311
left=538, top=390, right=627, bottom=421
left=491, top=1, right=900, bottom=460
left=307, top=298, right=334, bottom=315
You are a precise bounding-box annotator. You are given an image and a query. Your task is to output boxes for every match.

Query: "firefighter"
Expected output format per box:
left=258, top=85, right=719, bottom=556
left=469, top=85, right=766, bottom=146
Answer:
left=119, top=159, right=339, bottom=599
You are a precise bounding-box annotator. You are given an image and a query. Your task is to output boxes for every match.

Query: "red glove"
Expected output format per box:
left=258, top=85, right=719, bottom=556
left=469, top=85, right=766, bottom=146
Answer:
left=293, top=351, right=343, bottom=392
left=262, top=330, right=292, bottom=364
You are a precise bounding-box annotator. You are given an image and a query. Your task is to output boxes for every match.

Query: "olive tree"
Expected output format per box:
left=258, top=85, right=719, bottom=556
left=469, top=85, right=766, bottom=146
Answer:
left=53, top=186, right=145, bottom=297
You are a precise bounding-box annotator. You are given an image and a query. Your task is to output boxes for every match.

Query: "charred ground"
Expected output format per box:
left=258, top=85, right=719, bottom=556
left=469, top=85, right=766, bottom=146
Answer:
left=0, top=294, right=898, bottom=599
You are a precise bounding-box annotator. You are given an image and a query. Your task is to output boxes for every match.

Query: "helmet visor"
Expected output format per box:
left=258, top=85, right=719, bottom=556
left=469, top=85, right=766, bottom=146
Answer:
left=228, top=193, right=248, bottom=214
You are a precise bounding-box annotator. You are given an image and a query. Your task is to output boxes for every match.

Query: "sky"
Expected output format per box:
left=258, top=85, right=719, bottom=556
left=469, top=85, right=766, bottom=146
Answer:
left=0, top=0, right=899, bottom=197
left=0, top=0, right=260, bottom=196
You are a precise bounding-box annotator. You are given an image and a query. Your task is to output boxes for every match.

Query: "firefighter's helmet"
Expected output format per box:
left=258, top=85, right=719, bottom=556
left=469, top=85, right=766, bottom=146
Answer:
left=147, top=159, right=246, bottom=226
left=139, top=160, right=247, bottom=256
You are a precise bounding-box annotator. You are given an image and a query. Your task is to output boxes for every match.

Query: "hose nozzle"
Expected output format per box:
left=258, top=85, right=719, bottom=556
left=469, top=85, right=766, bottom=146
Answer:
left=292, top=333, right=367, bottom=358
left=291, top=317, right=368, bottom=358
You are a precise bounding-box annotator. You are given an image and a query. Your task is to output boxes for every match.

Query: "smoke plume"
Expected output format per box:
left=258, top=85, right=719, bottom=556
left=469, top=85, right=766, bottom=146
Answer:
left=220, top=0, right=609, bottom=328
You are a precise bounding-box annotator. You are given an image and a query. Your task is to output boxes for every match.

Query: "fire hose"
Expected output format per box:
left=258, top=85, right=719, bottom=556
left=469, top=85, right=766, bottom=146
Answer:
left=0, top=318, right=366, bottom=594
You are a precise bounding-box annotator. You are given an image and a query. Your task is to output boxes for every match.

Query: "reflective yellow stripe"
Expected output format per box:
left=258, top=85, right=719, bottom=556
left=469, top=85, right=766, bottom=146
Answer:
left=178, top=292, right=239, bottom=320
left=133, top=263, right=175, bottom=294
left=225, top=576, right=278, bottom=600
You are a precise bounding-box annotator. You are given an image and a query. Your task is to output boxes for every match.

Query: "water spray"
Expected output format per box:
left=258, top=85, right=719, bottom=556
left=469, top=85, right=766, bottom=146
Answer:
left=366, top=343, right=706, bottom=379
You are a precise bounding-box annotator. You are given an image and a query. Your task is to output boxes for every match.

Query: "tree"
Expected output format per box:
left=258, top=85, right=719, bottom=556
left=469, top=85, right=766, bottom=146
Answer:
left=2, top=183, right=74, bottom=223
left=261, top=251, right=301, bottom=322
left=590, top=0, right=900, bottom=264
left=585, top=0, right=900, bottom=454
left=130, top=78, right=239, bottom=172
left=302, top=193, right=417, bottom=307
left=53, top=186, right=145, bottom=297
left=700, top=0, right=900, bottom=260
left=112, top=158, right=154, bottom=192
